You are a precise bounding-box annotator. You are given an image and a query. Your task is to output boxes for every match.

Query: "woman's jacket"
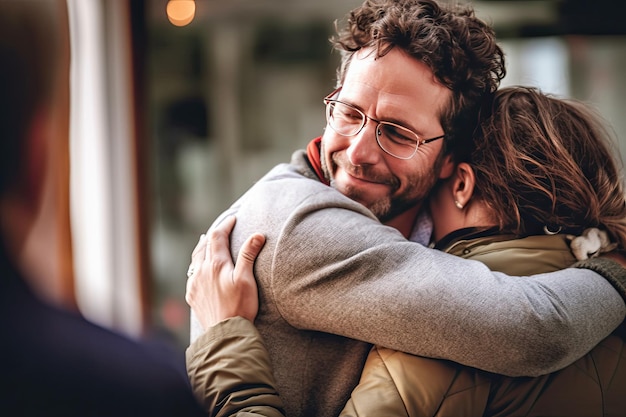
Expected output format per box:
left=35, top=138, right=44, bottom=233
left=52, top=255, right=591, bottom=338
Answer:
left=341, top=233, right=626, bottom=417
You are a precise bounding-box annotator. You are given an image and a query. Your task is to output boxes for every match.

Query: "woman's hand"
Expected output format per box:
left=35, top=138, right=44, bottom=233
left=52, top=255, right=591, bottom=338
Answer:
left=185, top=215, right=265, bottom=330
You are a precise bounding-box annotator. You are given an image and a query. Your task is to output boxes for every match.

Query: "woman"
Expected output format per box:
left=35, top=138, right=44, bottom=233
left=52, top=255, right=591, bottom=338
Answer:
left=186, top=87, right=626, bottom=416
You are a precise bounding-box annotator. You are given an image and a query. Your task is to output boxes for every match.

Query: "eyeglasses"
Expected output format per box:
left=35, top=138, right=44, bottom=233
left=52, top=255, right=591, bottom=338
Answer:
left=323, top=88, right=445, bottom=160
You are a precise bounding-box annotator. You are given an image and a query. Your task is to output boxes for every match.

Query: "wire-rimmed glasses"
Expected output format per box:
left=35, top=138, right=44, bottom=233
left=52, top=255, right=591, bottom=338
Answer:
left=323, top=88, right=445, bottom=160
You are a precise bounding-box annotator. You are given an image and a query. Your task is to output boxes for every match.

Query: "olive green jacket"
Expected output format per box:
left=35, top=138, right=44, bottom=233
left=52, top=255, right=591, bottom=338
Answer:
left=186, top=317, right=284, bottom=417
left=187, top=233, right=626, bottom=416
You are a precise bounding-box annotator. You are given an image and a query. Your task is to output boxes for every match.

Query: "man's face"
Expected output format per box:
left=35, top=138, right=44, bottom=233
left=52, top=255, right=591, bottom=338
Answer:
left=321, top=47, right=452, bottom=223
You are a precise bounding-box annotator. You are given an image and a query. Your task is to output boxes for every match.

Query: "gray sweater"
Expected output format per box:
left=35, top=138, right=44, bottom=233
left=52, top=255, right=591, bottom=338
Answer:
left=190, top=149, right=626, bottom=417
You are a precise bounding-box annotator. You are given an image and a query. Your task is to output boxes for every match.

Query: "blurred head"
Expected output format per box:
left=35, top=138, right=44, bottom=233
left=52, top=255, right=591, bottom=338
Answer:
left=0, top=0, right=65, bottom=249
left=321, top=0, right=505, bottom=223
left=432, top=86, right=626, bottom=250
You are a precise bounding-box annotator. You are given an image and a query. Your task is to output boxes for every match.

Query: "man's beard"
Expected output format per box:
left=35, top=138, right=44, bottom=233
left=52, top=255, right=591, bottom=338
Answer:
left=335, top=175, right=433, bottom=223
left=321, top=146, right=441, bottom=223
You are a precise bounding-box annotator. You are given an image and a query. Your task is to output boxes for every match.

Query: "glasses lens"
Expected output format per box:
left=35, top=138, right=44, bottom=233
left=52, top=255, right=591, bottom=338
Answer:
left=327, top=101, right=364, bottom=136
left=377, top=122, right=419, bottom=159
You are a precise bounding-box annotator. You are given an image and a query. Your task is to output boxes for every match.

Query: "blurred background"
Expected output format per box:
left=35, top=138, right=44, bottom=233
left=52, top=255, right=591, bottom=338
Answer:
left=50, top=0, right=626, bottom=353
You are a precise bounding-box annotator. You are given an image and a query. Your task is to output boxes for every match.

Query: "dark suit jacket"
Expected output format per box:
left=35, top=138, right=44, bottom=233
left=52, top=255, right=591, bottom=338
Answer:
left=0, top=241, right=205, bottom=416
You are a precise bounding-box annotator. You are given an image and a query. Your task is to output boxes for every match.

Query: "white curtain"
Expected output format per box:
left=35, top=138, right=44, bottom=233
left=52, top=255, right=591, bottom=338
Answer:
left=67, top=0, right=143, bottom=337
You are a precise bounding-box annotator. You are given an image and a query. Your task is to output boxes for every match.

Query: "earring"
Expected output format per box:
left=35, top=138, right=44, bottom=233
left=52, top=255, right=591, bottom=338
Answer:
left=454, top=200, right=464, bottom=210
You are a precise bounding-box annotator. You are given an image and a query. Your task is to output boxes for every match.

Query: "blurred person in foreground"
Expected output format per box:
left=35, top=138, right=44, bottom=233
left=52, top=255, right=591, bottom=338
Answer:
left=0, top=1, right=205, bottom=415
left=186, top=1, right=626, bottom=416
left=189, top=87, right=626, bottom=416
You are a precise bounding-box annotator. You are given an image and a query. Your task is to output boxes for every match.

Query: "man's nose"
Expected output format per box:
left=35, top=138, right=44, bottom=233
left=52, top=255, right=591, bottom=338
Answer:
left=345, top=121, right=382, bottom=166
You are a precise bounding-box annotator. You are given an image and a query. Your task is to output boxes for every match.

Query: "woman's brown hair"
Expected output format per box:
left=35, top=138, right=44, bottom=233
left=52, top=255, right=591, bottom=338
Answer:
left=471, top=86, right=626, bottom=250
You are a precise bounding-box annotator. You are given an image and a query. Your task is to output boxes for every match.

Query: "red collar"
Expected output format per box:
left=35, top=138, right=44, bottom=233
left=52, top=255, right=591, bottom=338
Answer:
left=306, top=136, right=330, bottom=186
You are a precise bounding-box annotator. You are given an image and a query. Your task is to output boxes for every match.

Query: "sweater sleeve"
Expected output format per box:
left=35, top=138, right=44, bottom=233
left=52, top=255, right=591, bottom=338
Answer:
left=265, top=186, right=626, bottom=377
left=186, top=317, right=286, bottom=417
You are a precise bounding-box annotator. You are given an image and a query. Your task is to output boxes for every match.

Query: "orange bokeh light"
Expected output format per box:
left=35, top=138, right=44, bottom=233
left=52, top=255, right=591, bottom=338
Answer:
left=166, top=0, right=196, bottom=27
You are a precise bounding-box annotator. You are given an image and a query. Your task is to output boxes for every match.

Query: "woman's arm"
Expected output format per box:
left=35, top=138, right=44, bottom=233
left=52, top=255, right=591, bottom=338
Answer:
left=187, top=318, right=285, bottom=417
left=186, top=217, right=285, bottom=417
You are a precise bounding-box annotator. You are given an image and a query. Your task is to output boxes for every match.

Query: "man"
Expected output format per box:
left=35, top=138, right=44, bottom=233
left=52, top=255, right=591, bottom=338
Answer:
left=0, top=1, right=205, bottom=415
left=187, top=1, right=626, bottom=416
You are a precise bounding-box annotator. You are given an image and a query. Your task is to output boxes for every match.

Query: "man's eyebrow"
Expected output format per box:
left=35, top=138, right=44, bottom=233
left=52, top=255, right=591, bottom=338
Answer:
left=384, top=116, right=422, bottom=133
left=340, top=97, right=425, bottom=135
left=379, top=112, right=428, bottom=137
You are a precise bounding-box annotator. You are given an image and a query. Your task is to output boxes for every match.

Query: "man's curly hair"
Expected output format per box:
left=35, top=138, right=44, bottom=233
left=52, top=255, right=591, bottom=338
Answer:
left=331, top=0, right=505, bottom=161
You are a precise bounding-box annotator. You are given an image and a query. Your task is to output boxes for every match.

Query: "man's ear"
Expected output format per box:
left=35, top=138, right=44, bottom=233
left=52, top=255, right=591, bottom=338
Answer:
left=19, top=108, right=49, bottom=210
left=438, top=154, right=456, bottom=179
left=451, top=162, right=475, bottom=208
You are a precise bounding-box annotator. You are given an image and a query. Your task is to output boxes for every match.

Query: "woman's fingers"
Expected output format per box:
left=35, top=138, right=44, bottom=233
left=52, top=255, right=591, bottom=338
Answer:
left=234, top=233, right=266, bottom=280
left=191, top=232, right=207, bottom=259
left=232, top=233, right=265, bottom=322
left=206, top=215, right=237, bottom=270
left=185, top=215, right=265, bottom=329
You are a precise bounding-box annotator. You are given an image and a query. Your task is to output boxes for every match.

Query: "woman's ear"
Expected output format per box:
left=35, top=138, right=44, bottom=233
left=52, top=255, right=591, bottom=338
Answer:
left=451, top=162, right=475, bottom=209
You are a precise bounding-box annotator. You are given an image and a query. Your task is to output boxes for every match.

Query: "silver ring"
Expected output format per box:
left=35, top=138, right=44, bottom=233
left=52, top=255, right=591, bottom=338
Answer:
left=186, top=265, right=195, bottom=278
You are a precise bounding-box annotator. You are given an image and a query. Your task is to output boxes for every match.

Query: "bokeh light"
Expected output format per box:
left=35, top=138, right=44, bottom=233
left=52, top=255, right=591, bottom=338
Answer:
left=166, top=0, right=195, bottom=27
